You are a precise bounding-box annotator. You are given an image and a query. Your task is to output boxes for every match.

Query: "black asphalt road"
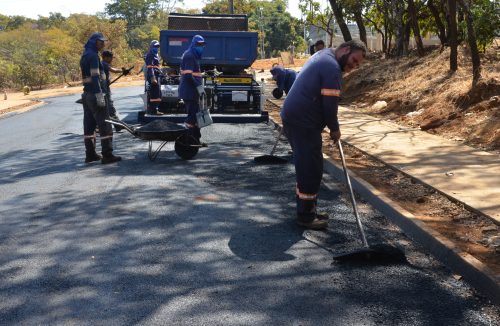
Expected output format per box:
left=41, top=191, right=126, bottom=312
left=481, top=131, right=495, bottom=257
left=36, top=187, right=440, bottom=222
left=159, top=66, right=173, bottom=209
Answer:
left=0, top=86, right=498, bottom=325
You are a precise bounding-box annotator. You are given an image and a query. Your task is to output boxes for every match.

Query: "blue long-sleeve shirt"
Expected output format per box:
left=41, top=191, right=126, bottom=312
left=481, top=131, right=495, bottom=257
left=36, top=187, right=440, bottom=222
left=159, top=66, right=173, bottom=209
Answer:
left=280, top=48, right=342, bottom=131
left=80, top=34, right=105, bottom=94
left=270, top=66, right=297, bottom=94
left=144, top=51, right=161, bottom=82
left=178, top=49, right=202, bottom=101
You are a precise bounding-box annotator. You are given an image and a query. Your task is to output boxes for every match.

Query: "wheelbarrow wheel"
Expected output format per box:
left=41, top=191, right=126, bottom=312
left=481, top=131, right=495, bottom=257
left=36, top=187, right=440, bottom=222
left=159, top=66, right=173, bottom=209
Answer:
left=175, top=134, right=199, bottom=160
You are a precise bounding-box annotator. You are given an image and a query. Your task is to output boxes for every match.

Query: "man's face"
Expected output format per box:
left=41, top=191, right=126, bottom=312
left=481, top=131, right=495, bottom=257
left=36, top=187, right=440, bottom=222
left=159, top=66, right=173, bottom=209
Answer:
left=337, top=47, right=365, bottom=73
left=315, top=44, right=325, bottom=51
left=96, top=40, right=105, bottom=52
left=103, top=56, right=113, bottom=64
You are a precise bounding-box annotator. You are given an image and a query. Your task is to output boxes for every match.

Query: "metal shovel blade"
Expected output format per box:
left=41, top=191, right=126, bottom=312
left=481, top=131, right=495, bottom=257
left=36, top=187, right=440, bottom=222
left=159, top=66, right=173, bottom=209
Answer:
left=254, top=155, right=288, bottom=164
left=333, top=243, right=407, bottom=264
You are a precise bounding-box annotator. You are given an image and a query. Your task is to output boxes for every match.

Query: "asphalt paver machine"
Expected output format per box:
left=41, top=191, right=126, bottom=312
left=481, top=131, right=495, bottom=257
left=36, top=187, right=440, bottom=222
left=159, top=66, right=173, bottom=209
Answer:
left=139, top=13, right=268, bottom=124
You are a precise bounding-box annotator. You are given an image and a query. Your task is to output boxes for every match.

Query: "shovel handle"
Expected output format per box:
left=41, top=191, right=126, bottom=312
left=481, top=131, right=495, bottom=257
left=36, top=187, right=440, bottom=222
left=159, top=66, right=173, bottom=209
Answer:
left=337, top=140, right=370, bottom=248
left=269, top=128, right=284, bottom=156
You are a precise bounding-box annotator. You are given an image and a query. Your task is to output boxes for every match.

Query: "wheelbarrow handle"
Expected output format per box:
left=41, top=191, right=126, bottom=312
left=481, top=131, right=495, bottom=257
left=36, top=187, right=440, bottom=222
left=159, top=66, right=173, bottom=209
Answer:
left=105, top=119, right=137, bottom=136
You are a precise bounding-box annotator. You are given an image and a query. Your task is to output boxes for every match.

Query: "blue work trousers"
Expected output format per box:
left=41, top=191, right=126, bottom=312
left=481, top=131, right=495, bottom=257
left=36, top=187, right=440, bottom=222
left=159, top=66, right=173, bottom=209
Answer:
left=283, top=121, right=323, bottom=221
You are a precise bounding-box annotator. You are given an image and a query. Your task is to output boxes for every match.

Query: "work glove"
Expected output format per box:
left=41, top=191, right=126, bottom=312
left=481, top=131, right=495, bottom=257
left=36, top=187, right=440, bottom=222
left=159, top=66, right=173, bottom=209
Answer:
left=151, top=77, right=158, bottom=85
left=95, top=92, right=106, bottom=108
left=122, top=67, right=130, bottom=76
left=196, top=85, right=205, bottom=97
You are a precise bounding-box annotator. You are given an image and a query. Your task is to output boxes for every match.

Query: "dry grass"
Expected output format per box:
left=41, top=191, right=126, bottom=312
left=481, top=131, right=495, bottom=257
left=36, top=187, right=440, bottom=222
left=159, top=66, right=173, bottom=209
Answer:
left=342, top=45, right=500, bottom=152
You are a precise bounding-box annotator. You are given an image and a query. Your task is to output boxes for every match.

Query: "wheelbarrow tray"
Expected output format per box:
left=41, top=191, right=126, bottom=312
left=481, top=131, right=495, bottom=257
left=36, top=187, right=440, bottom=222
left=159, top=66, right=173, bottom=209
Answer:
left=134, top=120, right=189, bottom=141
left=105, top=118, right=202, bottom=160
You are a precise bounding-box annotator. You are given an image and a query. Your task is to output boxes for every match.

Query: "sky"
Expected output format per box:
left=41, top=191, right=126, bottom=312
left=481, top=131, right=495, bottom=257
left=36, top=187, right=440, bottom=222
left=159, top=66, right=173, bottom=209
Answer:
left=0, top=0, right=305, bottom=19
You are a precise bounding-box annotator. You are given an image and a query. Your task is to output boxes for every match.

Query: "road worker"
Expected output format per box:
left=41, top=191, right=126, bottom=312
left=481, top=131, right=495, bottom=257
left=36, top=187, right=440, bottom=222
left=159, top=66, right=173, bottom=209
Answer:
left=314, top=40, right=325, bottom=52
left=281, top=40, right=367, bottom=230
left=145, top=40, right=162, bottom=115
left=270, top=64, right=297, bottom=95
left=178, top=34, right=206, bottom=142
left=80, top=32, right=122, bottom=164
left=101, top=50, right=129, bottom=131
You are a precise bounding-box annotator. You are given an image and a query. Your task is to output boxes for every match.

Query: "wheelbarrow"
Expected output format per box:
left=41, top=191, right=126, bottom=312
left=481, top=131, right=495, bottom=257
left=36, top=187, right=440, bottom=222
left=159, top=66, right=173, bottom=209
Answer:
left=105, top=118, right=205, bottom=161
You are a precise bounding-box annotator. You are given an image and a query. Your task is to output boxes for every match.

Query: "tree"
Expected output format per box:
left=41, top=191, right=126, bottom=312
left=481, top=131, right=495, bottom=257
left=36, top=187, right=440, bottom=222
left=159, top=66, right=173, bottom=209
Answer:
left=342, top=0, right=368, bottom=45
left=408, top=0, right=425, bottom=56
left=328, top=0, right=352, bottom=41
left=457, top=0, right=481, bottom=85
left=105, top=0, right=160, bottom=30
left=448, top=0, right=458, bottom=71
left=427, top=0, right=448, bottom=46
left=299, top=0, right=336, bottom=47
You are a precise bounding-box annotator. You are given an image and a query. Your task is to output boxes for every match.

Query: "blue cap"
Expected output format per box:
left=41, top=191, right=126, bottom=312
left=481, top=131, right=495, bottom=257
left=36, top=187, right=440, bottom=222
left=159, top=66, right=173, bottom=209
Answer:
left=193, top=35, right=206, bottom=45
left=91, top=32, right=107, bottom=42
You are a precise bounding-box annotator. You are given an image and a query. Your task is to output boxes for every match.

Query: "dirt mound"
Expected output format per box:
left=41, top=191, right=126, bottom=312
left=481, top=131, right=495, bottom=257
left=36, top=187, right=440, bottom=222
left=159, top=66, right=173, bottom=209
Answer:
left=342, top=46, right=500, bottom=152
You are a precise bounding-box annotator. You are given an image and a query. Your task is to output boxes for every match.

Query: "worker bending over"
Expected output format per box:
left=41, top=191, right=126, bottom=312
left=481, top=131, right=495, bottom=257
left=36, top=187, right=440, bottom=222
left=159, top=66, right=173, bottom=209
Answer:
left=281, top=40, right=367, bottom=230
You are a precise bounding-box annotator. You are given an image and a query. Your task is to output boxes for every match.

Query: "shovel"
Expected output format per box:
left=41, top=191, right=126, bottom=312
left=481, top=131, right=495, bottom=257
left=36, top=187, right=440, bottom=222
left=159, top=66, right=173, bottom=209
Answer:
left=332, top=140, right=407, bottom=264
left=76, top=66, right=135, bottom=104
left=254, top=128, right=289, bottom=164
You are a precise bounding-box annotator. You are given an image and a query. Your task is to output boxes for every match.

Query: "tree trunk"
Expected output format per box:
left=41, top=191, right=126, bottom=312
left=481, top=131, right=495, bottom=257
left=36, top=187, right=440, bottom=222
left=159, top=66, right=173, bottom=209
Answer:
left=457, top=0, right=481, bottom=85
left=408, top=0, right=425, bottom=56
left=447, top=0, right=458, bottom=71
left=393, top=0, right=405, bottom=56
left=404, top=21, right=411, bottom=55
left=427, top=0, right=448, bottom=46
left=328, top=0, right=352, bottom=41
left=353, top=8, right=367, bottom=46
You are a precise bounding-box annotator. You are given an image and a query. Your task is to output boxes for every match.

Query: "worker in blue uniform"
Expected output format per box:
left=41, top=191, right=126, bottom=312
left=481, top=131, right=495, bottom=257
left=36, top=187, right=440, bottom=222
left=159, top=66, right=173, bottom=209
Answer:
left=178, top=35, right=206, bottom=142
left=145, top=40, right=162, bottom=115
left=270, top=64, right=297, bottom=95
left=80, top=32, right=122, bottom=164
left=101, top=50, right=129, bottom=131
left=280, top=40, right=367, bottom=230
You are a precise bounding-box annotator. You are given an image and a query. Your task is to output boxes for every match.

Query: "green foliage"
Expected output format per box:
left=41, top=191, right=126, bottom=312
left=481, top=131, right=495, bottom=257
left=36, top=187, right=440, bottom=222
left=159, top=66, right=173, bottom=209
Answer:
left=202, top=0, right=304, bottom=58
left=464, top=0, right=500, bottom=52
left=105, top=0, right=161, bottom=29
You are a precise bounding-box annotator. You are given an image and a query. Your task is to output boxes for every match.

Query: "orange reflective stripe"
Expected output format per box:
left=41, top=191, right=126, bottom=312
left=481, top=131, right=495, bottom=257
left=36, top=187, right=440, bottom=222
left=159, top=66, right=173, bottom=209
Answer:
left=149, top=98, right=161, bottom=102
left=320, top=88, right=341, bottom=97
left=181, top=70, right=193, bottom=74
left=84, top=135, right=96, bottom=139
left=100, top=135, right=113, bottom=140
left=296, top=187, right=318, bottom=200
left=147, top=65, right=160, bottom=68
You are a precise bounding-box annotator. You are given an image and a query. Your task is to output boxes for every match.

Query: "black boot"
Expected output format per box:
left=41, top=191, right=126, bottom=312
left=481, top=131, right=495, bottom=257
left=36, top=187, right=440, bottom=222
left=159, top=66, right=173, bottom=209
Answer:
left=101, top=138, right=122, bottom=164
left=84, top=138, right=101, bottom=163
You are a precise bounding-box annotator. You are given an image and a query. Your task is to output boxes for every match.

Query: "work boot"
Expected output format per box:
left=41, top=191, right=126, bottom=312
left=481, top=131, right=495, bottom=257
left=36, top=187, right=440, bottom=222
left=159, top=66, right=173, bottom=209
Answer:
left=296, top=217, right=328, bottom=230
left=84, top=138, right=101, bottom=163
left=100, top=138, right=121, bottom=164
left=101, top=154, right=122, bottom=164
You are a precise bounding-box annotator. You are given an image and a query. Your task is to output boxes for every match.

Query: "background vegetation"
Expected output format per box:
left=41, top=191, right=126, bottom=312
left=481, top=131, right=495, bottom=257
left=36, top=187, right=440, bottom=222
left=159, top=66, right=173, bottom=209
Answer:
left=0, top=0, right=497, bottom=90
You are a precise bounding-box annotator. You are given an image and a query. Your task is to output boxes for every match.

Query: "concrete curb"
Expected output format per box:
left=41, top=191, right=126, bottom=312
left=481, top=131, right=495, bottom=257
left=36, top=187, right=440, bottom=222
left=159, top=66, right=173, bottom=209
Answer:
left=323, top=155, right=500, bottom=305
left=266, top=113, right=500, bottom=304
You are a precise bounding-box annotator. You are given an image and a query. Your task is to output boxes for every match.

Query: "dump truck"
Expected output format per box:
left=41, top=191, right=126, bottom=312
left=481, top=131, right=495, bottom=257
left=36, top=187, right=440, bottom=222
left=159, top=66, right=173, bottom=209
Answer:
left=139, top=13, right=268, bottom=124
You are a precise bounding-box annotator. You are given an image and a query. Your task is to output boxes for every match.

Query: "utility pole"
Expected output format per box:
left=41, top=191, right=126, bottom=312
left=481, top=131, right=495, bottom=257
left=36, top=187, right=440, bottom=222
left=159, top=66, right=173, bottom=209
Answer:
left=229, top=0, right=234, bottom=14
